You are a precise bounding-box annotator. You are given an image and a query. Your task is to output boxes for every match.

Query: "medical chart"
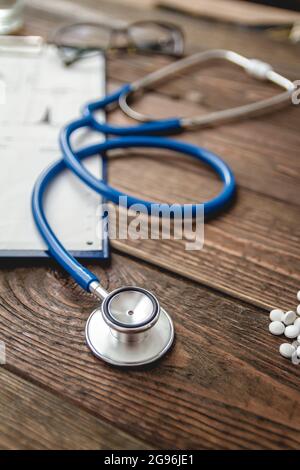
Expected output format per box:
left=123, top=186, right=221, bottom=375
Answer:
left=0, top=44, right=107, bottom=257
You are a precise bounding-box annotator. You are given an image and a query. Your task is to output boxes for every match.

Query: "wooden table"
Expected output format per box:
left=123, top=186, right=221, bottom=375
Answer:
left=1, top=0, right=300, bottom=450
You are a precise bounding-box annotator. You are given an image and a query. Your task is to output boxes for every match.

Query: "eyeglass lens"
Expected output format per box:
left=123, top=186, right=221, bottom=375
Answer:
left=54, top=20, right=182, bottom=63
left=56, top=23, right=112, bottom=49
left=129, top=22, right=176, bottom=52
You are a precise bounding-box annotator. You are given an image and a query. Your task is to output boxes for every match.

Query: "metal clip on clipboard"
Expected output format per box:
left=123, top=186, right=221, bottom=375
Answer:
left=0, top=35, right=44, bottom=54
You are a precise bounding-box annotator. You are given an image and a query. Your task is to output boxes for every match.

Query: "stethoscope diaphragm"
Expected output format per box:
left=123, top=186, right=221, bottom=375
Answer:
left=85, top=286, right=174, bottom=366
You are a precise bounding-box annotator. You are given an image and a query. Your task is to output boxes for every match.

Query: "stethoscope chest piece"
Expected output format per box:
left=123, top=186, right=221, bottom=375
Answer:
left=85, top=286, right=174, bottom=367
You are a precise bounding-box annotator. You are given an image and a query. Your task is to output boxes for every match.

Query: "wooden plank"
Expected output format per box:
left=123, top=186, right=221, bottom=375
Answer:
left=158, top=0, right=300, bottom=27
left=109, top=192, right=300, bottom=311
left=0, top=368, right=149, bottom=450
left=23, top=0, right=300, bottom=72
left=7, top=0, right=299, bottom=450
left=0, top=255, right=300, bottom=449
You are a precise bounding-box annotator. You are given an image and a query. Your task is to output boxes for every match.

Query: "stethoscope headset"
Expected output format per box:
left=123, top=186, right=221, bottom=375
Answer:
left=32, top=49, right=294, bottom=367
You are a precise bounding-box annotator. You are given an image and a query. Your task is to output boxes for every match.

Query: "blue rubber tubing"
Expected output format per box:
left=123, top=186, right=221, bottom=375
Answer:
left=82, top=84, right=183, bottom=135
left=32, top=137, right=235, bottom=291
left=31, top=158, right=99, bottom=291
left=32, top=83, right=236, bottom=291
left=60, top=129, right=236, bottom=218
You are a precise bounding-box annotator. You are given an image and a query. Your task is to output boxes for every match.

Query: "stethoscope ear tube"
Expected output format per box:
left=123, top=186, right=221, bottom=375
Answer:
left=83, top=83, right=183, bottom=135
left=118, top=50, right=295, bottom=128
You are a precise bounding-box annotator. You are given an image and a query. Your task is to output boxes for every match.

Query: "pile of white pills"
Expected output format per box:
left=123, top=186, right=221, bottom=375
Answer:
left=269, top=290, right=300, bottom=364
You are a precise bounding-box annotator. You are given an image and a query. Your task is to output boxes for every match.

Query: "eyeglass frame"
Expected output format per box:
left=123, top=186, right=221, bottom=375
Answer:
left=50, top=20, right=185, bottom=66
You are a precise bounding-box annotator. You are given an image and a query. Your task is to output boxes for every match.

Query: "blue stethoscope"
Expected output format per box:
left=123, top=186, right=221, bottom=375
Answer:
left=32, top=50, right=294, bottom=367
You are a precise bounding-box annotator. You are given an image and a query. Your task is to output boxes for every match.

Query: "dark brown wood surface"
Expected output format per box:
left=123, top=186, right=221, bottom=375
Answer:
left=1, top=254, right=300, bottom=449
left=0, top=0, right=299, bottom=450
left=0, top=368, right=149, bottom=449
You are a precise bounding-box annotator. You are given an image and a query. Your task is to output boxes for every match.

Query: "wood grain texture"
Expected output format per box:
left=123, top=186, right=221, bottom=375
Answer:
left=106, top=72, right=300, bottom=309
left=0, top=368, right=149, bottom=450
left=24, top=0, right=300, bottom=72
left=0, top=255, right=300, bottom=450
left=158, top=0, right=300, bottom=26
left=1, top=0, right=298, bottom=450
left=105, top=101, right=300, bottom=308
left=93, top=1, right=300, bottom=310
left=102, top=31, right=300, bottom=310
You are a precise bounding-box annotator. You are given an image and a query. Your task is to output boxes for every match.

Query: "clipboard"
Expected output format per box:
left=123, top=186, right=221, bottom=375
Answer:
left=0, top=38, right=109, bottom=260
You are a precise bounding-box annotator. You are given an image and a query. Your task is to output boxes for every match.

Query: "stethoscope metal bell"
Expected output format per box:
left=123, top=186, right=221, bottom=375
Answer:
left=86, top=283, right=174, bottom=366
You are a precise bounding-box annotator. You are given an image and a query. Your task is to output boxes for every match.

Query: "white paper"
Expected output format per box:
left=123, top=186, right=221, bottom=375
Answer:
left=0, top=45, right=106, bottom=254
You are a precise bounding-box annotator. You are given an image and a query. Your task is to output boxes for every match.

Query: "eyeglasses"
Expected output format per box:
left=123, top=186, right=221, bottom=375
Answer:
left=51, top=20, right=185, bottom=66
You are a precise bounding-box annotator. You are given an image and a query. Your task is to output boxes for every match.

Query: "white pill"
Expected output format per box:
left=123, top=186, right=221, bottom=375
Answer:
left=297, top=291, right=300, bottom=302
left=297, top=346, right=300, bottom=358
left=292, top=351, right=300, bottom=365
left=297, top=305, right=300, bottom=316
left=284, top=324, right=300, bottom=339
left=283, top=310, right=296, bottom=325
left=269, top=309, right=284, bottom=322
left=279, top=343, right=296, bottom=358
left=294, top=318, right=300, bottom=329
left=269, top=321, right=285, bottom=335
